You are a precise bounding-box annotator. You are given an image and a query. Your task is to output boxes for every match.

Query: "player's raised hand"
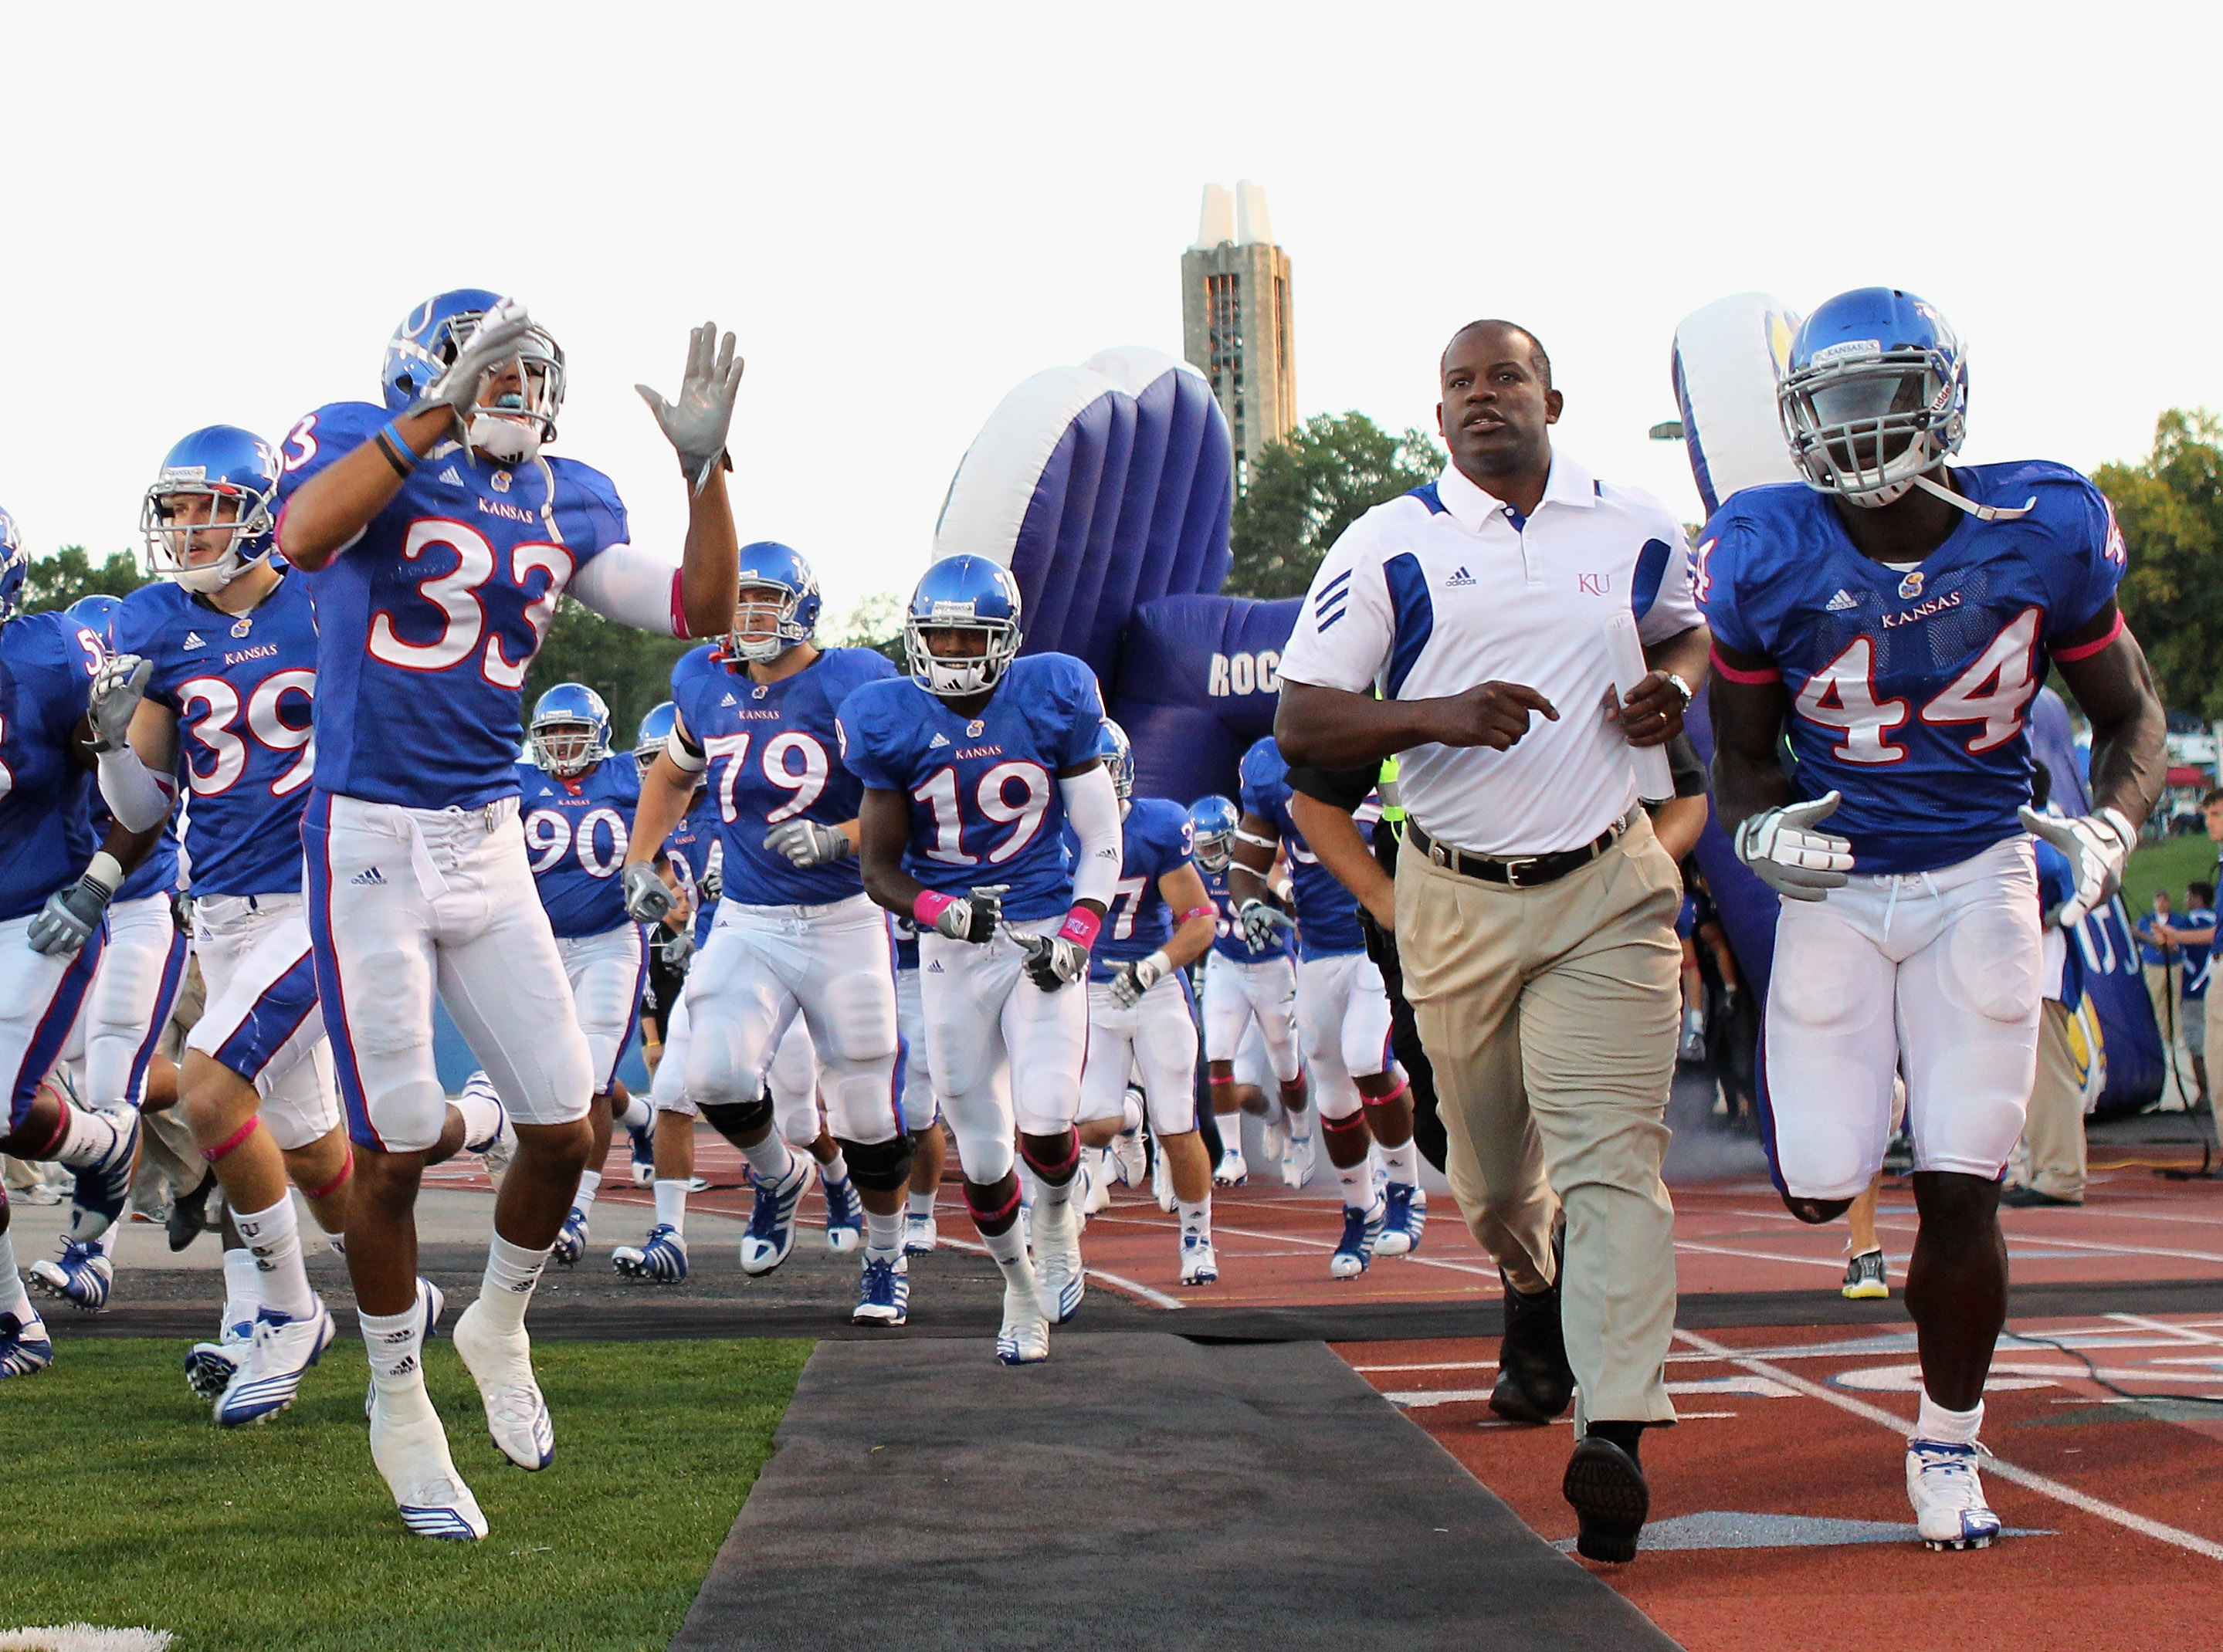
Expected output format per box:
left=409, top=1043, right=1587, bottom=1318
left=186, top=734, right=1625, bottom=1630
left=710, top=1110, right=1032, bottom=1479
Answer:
left=637, top=323, right=744, bottom=493
left=87, top=652, right=151, bottom=753
left=1734, top=791, right=1854, bottom=902
left=420, top=299, right=536, bottom=421
left=764, top=819, right=852, bottom=868
left=1238, top=898, right=1295, bottom=953
left=622, top=861, right=676, bottom=925
left=1432, top=681, right=1559, bottom=751
left=2019, top=804, right=2137, bottom=927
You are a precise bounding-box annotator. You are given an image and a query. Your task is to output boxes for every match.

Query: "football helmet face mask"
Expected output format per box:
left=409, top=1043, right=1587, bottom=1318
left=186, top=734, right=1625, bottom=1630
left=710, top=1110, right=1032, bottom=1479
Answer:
left=1779, top=287, right=1967, bottom=509
left=1188, top=794, right=1239, bottom=873
left=1097, top=718, right=1134, bottom=817
left=0, top=506, right=24, bottom=625
left=141, top=425, right=283, bottom=594
left=383, top=288, right=566, bottom=465
left=727, top=542, right=822, bottom=664
left=529, top=682, right=611, bottom=778
left=635, top=700, right=678, bottom=777
left=905, top=554, right=1022, bottom=698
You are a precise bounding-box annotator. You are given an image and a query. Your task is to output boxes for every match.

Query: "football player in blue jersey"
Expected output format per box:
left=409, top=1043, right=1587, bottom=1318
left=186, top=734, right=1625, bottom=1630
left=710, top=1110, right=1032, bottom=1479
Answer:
left=844, top=554, right=1124, bottom=1364
left=516, top=683, right=658, bottom=1262
left=1190, top=792, right=1313, bottom=1187
left=1073, top=723, right=1222, bottom=1282
left=632, top=701, right=707, bottom=1088
left=1703, top=287, right=2167, bottom=1551
left=888, top=910, right=951, bottom=1254
left=618, top=543, right=908, bottom=1322
left=273, top=293, right=744, bottom=1540
left=0, top=506, right=166, bottom=1378
left=1232, top=736, right=1419, bottom=1275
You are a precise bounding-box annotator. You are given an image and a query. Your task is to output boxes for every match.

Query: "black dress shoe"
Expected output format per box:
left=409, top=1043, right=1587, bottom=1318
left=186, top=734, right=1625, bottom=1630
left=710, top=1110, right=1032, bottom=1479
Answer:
left=2001, top=1183, right=2082, bottom=1208
left=1563, top=1434, right=1649, bottom=1563
left=1492, top=1268, right=1575, bottom=1424
left=167, top=1170, right=219, bottom=1253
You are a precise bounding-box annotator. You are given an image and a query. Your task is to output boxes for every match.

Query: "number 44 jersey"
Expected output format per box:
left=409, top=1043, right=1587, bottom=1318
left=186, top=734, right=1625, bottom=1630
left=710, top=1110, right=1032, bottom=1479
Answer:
left=1696, top=461, right=2126, bottom=875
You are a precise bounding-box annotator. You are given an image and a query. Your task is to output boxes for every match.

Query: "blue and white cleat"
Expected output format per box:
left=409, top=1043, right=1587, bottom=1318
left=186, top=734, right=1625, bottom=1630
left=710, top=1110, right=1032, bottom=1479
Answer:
left=66, top=1105, right=141, bottom=1242
left=1109, top=1126, right=1147, bottom=1190
left=628, top=1124, right=656, bottom=1186
left=852, top=1252, right=910, bottom=1326
left=995, top=1278, right=1050, bottom=1366
left=452, top=1298, right=554, bottom=1471
left=612, top=1224, right=689, bottom=1284
left=903, top=1209, right=939, bottom=1255
left=1907, top=1440, right=2002, bottom=1550
left=1213, top=1146, right=1248, bottom=1187
left=1375, top=1182, right=1428, bottom=1257
left=822, top=1173, right=864, bottom=1254
left=740, top=1156, right=815, bottom=1277
left=1180, top=1234, right=1220, bottom=1286
left=1330, top=1200, right=1384, bottom=1279
left=187, top=1317, right=255, bottom=1402
left=0, top=1310, right=55, bottom=1377
left=28, top=1239, right=114, bottom=1311
left=216, top=1298, right=337, bottom=1427
left=550, top=1204, right=589, bottom=1268
left=369, top=1385, right=486, bottom=1542
left=1030, top=1197, right=1086, bottom=1325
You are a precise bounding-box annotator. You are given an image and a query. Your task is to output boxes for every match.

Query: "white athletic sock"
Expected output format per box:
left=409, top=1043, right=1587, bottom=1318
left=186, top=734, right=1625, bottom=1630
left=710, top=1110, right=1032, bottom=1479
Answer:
left=865, top=1207, right=902, bottom=1259
left=821, top=1149, right=851, bottom=1186
left=1916, top=1392, right=1984, bottom=1445
left=1035, top=1172, right=1073, bottom=1210
left=1378, top=1138, right=1420, bottom=1187
left=1015, top=1163, right=1040, bottom=1207
left=1334, top=1157, right=1374, bottom=1211
left=979, top=1220, right=1033, bottom=1281
left=53, top=1103, right=130, bottom=1170
left=653, top=1178, right=690, bottom=1235
left=452, top=1085, right=506, bottom=1155
left=741, top=1132, right=795, bottom=1185
left=572, top=1166, right=602, bottom=1219
left=1176, top=1197, right=1211, bottom=1244
left=476, top=1234, right=550, bottom=1337
left=0, top=1235, right=34, bottom=1323
left=906, top=1188, right=936, bottom=1219
left=1286, top=1106, right=1314, bottom=1141
left=92, top=1224, right=121, bottom=1258
left=233, top=1194, right=314, bottom=1321
left=360, top=1300, right=425, bottom=1391
left=617, top=1093, right=652, bottom=1130
left=221, top=1246, right=262, bottom=1331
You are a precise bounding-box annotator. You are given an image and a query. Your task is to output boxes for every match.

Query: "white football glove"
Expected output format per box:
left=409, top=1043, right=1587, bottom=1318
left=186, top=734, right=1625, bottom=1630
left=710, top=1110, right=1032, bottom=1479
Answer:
left=637, top=322, right=744, bottom=493
left=1734, top=791, right=1855, bottom=902
left=2019, top=804, right=2137, bottom=927
left=1109, top=951, right=1167, bottom=1009
left=1237, top=898, right=1296, bottom=953
left=622, top=862, right=676, bottom=925
left=1022, top=933, right=1089, bottom=992
left=419, top=299, right=537, bottom=422
left=87, top=652, right=151, bottom=753
left=933, top=886, right=1003, bottom=945
left=764, top=818, right=852, bottom=868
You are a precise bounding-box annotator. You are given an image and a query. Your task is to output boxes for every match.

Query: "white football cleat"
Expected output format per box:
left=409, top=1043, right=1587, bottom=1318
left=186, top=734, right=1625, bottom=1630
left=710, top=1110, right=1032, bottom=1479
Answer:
left=451, top=1298, right=554, bottom=1471
left=185, top=1316, right=255, bottom=1403
left=995, top=1279, right=1050, bottom=1366
left=1907, top=1439, right=2002, bottom=1550
left=1213, top=1146, right=1248, bottom=1187
left=902, top=1210, right=939, bottom=1254
left=215, top=1298, right=337, bottom=1427
left=1180, top=1235, right=1220, bottom=1286
left=370, top=1383, right=486, bottom=1542
left=1031, top=1197, right=1086, bottom=1325
left=1150, top=1143, right=1175, bottom=1213
left=1108, top=1127, right=1147, bottom=1189
left=1080, top=1151, right=1112, bottom=1216
left=1282, top=1126, right=1318, bottom=1190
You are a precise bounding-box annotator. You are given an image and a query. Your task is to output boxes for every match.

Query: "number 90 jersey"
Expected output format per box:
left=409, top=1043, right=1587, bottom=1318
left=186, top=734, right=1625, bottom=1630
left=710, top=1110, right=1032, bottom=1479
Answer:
left=672, top=644, right=896, bottom=908
left=275, top=401, right=630, bottom=811
left=1080, top=795, right=1196, bottom=983
left=516, top=754, right=642, bottom=936
left=1697, top=462, right=2126, bottom=875
left=839, top=652, right=1107, bottom=924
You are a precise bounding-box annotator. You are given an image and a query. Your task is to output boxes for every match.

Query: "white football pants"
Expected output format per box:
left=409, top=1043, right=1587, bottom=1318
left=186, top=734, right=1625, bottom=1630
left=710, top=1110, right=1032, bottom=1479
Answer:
left=187, top=892, right=340, bottom=1151
left=1296, top=950, right=1395, bottom=1122
left=1081, top=973, right=1200, bottom=1136
left=555, top=922, right=647, bottom=1097
left=63, top=892, right=188, bottom=1110
left=1201, top=950, right=1302, bottom=1082
left=919, top=919, right=1089, bottom=1184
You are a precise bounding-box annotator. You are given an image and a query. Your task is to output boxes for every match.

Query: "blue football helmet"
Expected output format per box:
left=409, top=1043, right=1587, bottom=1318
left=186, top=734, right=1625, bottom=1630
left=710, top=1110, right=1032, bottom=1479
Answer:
left=1097, top=718, right=1134, bottom=811
left=1778, top=287, right=1968, bottom=509
left=141, top=425, right=282, bottom=594
left=1188, top=794, right=1239, bottom=872
left=635, top=700, right=679, bottom=775
left=66, top=594, right=122, bottom=645
left=381, top=288, right=565, bottom=454
left=729, top=541, right=822, bottom=664
left=0, top=506, right=23, bottom=625
left=905, top=554, right=1022, bottom=696
left=528, top=682, right=610, bottom=778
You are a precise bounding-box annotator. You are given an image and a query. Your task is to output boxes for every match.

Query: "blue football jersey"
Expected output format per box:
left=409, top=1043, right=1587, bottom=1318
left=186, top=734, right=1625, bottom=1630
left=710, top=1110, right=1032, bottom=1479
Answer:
left=891, top=912, right=920, bottom=971
left=0, top=611, right=100, bottom=922
left=1199, top=859, right=1291, bottom=963
left=518, top=755, right=642, bottom=938
left=1081, top=795, right=1196, bottom=981
left=660, top=787, right=721, bottom=946
left=2182, top=906, right=2215, bottom=1001
left=113, top=574, right=318, bottom=898
left=275, top=401, right=632, bottom=811
left=1239, top=736, right=1370, bottom=960
left=839, top=653, right=1107, bottom=923
left=1697, top=462, right=2126, bottom=875
left=672, top=645, right=896, bottom=908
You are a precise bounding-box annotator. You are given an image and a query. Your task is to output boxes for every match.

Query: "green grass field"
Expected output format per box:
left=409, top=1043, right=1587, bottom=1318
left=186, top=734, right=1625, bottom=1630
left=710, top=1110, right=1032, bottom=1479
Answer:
left=0, top=1336, right=808, bottom=1651
left=2126, top=833, right=2221, bottom=916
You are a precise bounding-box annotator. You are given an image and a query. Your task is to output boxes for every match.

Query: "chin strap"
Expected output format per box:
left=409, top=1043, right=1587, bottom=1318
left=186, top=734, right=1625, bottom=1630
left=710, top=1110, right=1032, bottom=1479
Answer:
left=1912, top=470, right=2036, bottom=522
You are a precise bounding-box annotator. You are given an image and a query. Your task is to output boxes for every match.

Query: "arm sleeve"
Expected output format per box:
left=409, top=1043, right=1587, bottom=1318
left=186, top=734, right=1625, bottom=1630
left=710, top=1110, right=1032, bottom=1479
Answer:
left=1275, top=520, right=1394, bottom=693
left=97, top=745, right=175, bottom=833
left=568, top=542, right=688, bottom=637
left=1060, top=761, right=1123, bottom=912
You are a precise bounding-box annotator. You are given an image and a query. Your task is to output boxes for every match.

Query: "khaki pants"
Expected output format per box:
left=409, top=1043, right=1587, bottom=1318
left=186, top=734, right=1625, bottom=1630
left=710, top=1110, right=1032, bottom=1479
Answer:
left=2013, top=999, right=2086, bottom=1202
left=2146, top=962, right=2181, bottom=1048
left=1394, top=811, right=1683, bottom=1425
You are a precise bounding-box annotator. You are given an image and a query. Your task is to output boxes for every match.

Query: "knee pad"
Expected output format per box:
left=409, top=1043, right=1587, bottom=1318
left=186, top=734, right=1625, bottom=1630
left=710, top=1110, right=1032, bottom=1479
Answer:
left=698, top=1095, right=774, bottom=1149
left=839, top=1132, right=913, bottom=1193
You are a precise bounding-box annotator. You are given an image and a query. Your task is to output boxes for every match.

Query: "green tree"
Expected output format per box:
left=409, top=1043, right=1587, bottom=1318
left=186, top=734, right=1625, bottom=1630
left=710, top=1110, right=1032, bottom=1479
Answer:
left=24, top=547, right=149, bottom=613
left=2096, top=410, right=2223, bottom=719
left=524, top=598, right=695, bottom=750
left=1225, top=412, right=1447, bottom=598
left=829, top=591, right=907, bottom=671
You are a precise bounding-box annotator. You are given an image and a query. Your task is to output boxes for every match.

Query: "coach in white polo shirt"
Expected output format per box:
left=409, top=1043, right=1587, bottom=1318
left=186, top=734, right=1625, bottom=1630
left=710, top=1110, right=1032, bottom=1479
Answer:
left=1276, top=319, right=1709, bottom=1564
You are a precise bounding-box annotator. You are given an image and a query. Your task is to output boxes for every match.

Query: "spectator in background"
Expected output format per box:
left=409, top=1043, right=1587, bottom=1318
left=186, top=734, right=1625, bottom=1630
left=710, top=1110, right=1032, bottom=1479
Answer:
left=2165, top=879, right=2215, bottom=1111
left=2133, top=889, right=2181, bottom=1054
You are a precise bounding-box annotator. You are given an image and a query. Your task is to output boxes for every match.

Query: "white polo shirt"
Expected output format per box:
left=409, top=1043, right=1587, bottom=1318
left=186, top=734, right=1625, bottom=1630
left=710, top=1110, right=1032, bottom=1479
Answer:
left=1277, top=453, right=1703, bottom=856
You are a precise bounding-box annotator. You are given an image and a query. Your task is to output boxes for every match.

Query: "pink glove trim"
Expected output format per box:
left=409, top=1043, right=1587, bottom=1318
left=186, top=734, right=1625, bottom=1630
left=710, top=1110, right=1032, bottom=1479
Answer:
left=913, top=890, right=957, bottom=927
left=1058, top=907, right=1102, bottom=949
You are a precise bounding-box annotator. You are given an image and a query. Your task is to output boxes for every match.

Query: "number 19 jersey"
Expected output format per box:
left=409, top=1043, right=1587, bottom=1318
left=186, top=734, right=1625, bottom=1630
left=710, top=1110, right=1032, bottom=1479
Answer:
left=1696, top=462, right=2126, bottom=875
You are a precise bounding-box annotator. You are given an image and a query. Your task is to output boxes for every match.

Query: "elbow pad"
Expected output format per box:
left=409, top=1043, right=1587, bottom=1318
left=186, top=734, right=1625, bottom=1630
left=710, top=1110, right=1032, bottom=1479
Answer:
left=1060, top=763, right=1123, bottom=912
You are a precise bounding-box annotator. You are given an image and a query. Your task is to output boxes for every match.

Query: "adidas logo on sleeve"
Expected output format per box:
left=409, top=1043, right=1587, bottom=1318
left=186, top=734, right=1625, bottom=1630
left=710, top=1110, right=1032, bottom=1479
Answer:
left=1825, top=588, right=1859, bottom=612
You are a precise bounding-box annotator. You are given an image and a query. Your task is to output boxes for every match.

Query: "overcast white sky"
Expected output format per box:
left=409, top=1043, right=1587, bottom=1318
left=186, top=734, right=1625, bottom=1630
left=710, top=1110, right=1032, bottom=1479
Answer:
left=5, top=3, right=2216, bottom=621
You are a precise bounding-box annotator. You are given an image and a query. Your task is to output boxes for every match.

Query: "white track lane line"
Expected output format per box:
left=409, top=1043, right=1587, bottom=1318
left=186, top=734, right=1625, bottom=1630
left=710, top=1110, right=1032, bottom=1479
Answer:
left=1672, top=1326, right=2223, bottom=1562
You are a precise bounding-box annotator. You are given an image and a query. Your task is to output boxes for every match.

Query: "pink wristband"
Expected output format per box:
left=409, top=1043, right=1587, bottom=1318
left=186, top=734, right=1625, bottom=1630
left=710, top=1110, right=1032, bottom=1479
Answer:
left=1057, top=906, right=1102, bottom=949
left=912, top=890, right=957, bottom=927
left=1178, top=904, right=1217, bottom=926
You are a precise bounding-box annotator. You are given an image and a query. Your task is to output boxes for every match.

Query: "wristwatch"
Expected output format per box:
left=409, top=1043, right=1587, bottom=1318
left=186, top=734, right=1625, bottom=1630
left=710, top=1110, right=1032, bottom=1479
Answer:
left=1663, top=672, right=1695, bottom=710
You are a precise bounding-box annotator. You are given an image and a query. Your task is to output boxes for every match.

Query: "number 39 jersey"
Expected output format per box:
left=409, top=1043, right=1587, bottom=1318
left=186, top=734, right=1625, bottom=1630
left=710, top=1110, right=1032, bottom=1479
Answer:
left=839, top=652, right=1107, bottom=924
left=673, top=644, right=896, bottom=908
left=517, top=754, right=642, bottom=936
left=1697, top=462, right=2126, bottom=875
left=112, top=574, right=320, bottom=898
left=1081, top=795, right=1196, bottom=982
left=275, top=401, right=631, bottom=811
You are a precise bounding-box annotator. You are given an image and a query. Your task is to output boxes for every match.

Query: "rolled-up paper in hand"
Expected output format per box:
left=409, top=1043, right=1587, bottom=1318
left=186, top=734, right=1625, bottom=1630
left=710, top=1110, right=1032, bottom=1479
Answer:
left=1601, top=608, right=1676, bottom=804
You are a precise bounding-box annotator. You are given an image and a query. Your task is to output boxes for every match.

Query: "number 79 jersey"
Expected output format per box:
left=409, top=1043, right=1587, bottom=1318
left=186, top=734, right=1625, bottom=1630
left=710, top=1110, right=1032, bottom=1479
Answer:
left=1696, top=460, right=2126, bottom=875
left=839, top=652, right=1106, bottom=923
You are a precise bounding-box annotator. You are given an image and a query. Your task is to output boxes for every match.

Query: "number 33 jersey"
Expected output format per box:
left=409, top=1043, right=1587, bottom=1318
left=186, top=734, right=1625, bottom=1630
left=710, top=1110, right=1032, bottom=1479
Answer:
left=516, top=754, right=642, bottom=937
left=1696, top=460, right=2126, bottom=875
left=672, top=644, right=896, bottom=908
left=275, top=401, right=631, bottom=811
left=839, top=652, right=1107, bottom=923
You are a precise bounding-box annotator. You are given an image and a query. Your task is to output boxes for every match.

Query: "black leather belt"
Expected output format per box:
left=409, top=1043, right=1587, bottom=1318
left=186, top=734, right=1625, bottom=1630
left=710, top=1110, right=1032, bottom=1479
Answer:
left=1406, top=812, right=1635, bottom=889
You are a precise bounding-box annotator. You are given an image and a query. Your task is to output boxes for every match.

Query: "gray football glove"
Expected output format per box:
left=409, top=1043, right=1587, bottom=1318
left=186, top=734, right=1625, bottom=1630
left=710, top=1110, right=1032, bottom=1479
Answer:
left=1734, top=792, right=1855, bottom=903
left=1237, top=898, right=1296, bottom=953
left=419, top=298, right=537, bottom=422
left=29, top=858, right=120, bottom=956
left=932, top=885, right=1004, bottom=945
left=636, top=322, right=745, bottom=493
left=622, top=861, right=676, bottom=925
left=1109, top=951, right=1166, bottom=1009
left=1022, top=933, right=1089, bottom=993
left=764, top=818, right=852, bottom=868
left=87, top=652, right=151, bottom=753
left=659, top=926, right=696, bottom=970
left=2019, top=804, right=2137, bottom=927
